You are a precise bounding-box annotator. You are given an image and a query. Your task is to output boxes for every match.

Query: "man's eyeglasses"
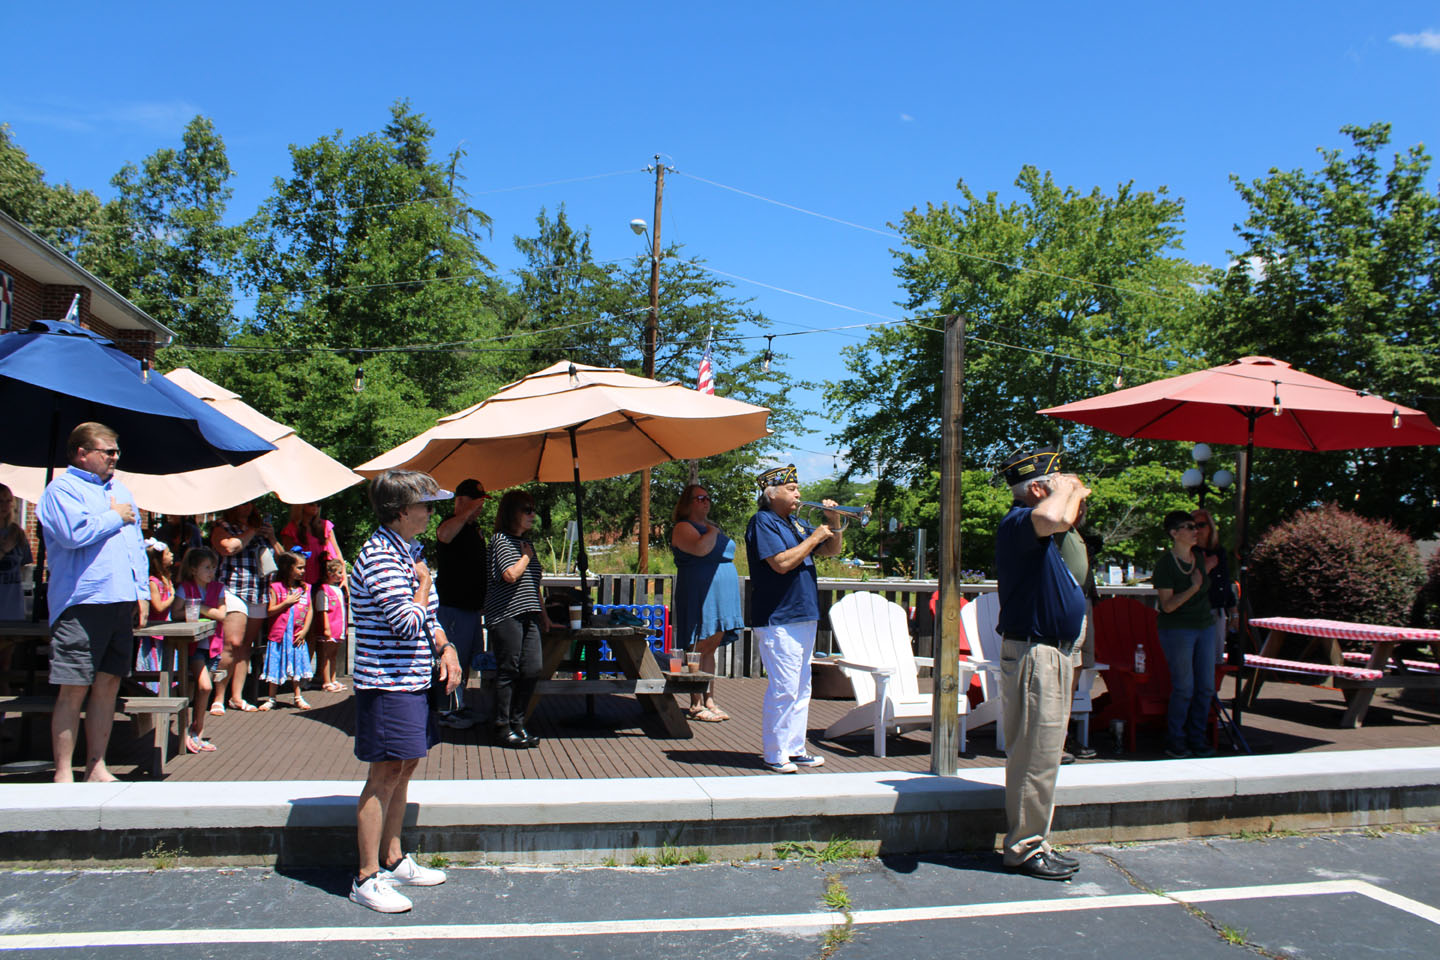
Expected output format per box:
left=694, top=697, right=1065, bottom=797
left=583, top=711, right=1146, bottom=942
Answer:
left=86, top=446, right=121, bottom=459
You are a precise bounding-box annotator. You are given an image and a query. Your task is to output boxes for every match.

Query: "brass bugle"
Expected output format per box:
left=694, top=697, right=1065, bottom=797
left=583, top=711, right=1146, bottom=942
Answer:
left=798, top=501, right=872, bottom=529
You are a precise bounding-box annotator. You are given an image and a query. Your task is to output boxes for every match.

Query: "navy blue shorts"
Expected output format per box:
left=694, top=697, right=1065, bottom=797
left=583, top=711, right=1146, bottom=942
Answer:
left=353, top=687, right=438, bottom=763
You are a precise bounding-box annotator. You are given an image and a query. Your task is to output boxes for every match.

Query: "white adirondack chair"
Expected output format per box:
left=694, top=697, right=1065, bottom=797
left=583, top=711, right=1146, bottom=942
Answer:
left=822, top=592, right=974, bottom=757
left=962, top=591, right=1107, bottom=752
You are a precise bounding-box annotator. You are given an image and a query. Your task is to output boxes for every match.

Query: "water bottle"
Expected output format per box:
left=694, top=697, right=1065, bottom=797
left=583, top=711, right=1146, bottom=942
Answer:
left=1134, top=643, right=1146, bottom=674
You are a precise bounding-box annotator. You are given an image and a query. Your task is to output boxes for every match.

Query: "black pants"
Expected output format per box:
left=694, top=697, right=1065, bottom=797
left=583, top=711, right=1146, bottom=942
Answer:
left=491, top=612, right=543, bottom=727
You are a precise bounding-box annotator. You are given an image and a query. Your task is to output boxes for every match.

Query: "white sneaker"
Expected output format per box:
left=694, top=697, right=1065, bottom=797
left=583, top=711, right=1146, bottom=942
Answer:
left=765, top=759, right=798, bottom=773
left=350, top=875, right=413, bottom=913
left=377, top=853, right=447, bottom=886
left=791, top=753, right=825, bottom=768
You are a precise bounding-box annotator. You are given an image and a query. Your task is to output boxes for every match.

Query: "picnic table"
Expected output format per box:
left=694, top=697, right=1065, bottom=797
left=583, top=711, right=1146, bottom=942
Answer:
left=0, top=618, right=215, bottom=775
left=527, top=625, right=711, bottom=738
left=1245, top=617, right=1440, bottom=728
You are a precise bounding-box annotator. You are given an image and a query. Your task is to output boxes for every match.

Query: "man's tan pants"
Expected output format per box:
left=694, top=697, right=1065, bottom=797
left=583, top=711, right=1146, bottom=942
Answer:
left=1000, top=637, right=1074, bottom=865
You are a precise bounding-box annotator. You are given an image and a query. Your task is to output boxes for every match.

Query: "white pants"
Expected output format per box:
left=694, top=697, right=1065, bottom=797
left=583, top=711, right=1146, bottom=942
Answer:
left=755, top=620, right=817, bottom=763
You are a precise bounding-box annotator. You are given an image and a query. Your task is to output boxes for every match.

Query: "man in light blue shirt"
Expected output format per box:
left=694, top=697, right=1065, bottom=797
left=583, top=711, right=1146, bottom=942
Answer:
left=37, top=422, right=148, bottom=783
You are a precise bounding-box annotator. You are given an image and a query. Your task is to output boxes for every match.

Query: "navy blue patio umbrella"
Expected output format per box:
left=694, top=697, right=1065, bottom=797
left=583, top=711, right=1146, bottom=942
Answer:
left=0, top=320, right=274, bottom=475
left=0, top=319, right=275, bottom=620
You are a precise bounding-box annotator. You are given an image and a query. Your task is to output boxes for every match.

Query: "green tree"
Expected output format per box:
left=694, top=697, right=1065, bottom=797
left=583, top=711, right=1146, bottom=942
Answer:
left=85, top=115, right=239, bottom=345
left=826, top=166, right=1207, bottom=487
left=1204, top=123, right=1440, bottom=539
left=0, top=123, right=101, bottom=259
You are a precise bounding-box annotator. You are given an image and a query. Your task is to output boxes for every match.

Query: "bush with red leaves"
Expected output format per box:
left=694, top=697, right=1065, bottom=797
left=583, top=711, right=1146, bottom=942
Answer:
left=1249, top=504, right=1423, bottom=626
left=1417, top=552, right=1440, bottom=629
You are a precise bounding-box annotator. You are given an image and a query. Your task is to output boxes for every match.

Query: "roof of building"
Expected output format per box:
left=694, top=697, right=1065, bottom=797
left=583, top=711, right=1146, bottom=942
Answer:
left=0, top=208, right=174, bottom=343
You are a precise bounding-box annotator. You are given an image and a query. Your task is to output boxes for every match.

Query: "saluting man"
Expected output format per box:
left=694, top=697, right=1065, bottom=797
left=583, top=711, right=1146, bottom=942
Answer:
left=994, top=445, right=1090, bottom=880
left=744, top=464, right=843, bottom=774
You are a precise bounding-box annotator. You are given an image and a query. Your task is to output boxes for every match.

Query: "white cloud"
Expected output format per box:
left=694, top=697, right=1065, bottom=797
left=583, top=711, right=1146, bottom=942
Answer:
left=1390, top=30, right=1440, bottom=51
left=8, top=98, right=204, bottom=135
left=899, top=113, right=915, bottom=122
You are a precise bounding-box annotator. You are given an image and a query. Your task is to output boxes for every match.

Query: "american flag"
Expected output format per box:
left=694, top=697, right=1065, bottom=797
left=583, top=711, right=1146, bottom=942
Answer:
left=696, top=340, right=714, bottom=395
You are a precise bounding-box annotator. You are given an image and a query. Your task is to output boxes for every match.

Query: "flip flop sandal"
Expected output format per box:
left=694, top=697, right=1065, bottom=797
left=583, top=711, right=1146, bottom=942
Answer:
left=256, top=698, right=277, bottom=712
left=295, top=697, right=312, bottom=711
left=230, top=700, right=259, bottom=713
left=209, top=703, right=225, bottom=717
left=689, top=707, right=726, bottom=723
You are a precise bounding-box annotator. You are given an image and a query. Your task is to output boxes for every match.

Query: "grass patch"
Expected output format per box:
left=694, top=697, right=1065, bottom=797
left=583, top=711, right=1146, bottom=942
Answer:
left=143, top=841, right=184, bottom=871
left=657, top=843, right=684, bottom=867
left=600, top=855, right=619, bottom=867
left=1218, top=925, right=1248, bottom=945
left=1232, top=826, right=1301, bottom=842
left=631, top=851, right=652, bottom=867
left=691, top=847, right=710, bottom=865
left=819, top=876, right=855, bottom=957
left=774, top=837, right=874, bottom=863
left=426, top=854, right=451, bottom=869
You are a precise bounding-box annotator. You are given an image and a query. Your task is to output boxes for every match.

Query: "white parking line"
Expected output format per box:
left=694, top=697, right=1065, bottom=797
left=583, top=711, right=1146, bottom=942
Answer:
left=0, top=879, right=1434, bottom=950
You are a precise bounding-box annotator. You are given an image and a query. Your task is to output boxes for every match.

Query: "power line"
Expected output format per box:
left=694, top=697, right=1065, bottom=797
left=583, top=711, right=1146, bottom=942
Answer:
left=677, top=170, right=1193, bottom=306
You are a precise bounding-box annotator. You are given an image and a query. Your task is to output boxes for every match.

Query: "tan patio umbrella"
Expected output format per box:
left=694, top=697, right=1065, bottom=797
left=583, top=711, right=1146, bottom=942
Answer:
left=356, top=360, right=772, bottom=603
left=0, top=368, right=362, bottom=513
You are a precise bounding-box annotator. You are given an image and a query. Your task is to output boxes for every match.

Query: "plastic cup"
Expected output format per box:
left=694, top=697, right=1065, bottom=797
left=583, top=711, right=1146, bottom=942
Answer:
left=184, top=599, right=200, bottom=622
left=685, top=652, right=701, bottom=673
left=668, top=655, right=684, bottom=673
left=568, top=604, right=583, bottom=630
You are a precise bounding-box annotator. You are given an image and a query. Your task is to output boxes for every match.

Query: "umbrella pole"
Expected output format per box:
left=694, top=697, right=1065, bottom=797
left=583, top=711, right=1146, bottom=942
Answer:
left=30, top=406, right=61, bottom=623
left=568, top=426, right=590, bottom=623
left=1230, top=416, right=1257, bottom=739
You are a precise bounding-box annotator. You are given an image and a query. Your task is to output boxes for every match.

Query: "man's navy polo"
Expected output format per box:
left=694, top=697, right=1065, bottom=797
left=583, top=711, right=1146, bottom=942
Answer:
left=995, top=503, right=1085, bottom=641
left=745, top=509, right=819, bottom=626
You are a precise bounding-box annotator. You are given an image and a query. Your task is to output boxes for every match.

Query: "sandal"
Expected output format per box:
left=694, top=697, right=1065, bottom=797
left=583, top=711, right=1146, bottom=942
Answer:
left=295, top=696, right=312, bottom=711
left=709, top=707, right=731, bottom=721
left=184, top=733, right=218, bottom=754
left=209, top=703, right=225, bottom=717
left=229, top=700, right=259, bottom=713
left=326, top=682, right=347, bottom=692
left=688, top=707, right=726, bottom=723
left=256, top=698, right=277, bottom=712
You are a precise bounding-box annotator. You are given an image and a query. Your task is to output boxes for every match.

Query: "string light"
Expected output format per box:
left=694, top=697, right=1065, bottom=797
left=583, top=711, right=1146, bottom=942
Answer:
left=1113, top=356, right=1125, bottom=390
left=140, top=357, right=150, bottom=384
left=568, top=363, right=579, bottom=387
left=1272, top=381, right=1282, bottom=416
left=1392, top=407, right=1401, bottom=429
left=762, top=335, right=774, bottom=373
left=352, top=365, right=364, bottom=393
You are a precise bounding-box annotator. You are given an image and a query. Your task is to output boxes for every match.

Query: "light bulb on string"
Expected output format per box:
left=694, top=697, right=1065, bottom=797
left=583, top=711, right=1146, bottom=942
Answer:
left=1272, top=381, right=1282, bottom=416
left=568, top=363, right=579, bottom=388
left=140, top=357, right=150, bottom=384
left=1392, top=407, right=1401, bottom=429
left=353, top=365, right=365, bottom=393
left=762, top=335, right=774, bottom=374
left=1113, top=356, right=1124, bottom=390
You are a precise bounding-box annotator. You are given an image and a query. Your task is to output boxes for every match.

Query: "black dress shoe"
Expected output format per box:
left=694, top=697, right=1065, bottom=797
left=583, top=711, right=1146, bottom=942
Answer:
left=497, top=728, right=528, bottom=749
left=1006, top=852, right=1077, bottom=881
left=513, top=726, right=541, bottom=748
left=1047, top=849, right=1079, bottom=869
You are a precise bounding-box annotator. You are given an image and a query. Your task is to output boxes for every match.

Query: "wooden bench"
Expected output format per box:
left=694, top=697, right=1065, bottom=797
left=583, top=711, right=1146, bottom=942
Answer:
left=1342, top=651, right=1440, bottom=674
left=1241, top=655, right=1383, bottom=707
left=0, top=694, right=189, bottom=777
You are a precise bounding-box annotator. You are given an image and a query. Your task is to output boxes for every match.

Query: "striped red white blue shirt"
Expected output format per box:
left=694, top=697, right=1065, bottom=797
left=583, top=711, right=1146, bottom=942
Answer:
left=350, top=525, right=441, bottom=692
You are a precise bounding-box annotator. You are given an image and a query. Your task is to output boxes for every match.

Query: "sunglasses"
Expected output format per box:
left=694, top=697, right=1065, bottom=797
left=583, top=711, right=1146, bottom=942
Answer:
left=692, top=495, right=711, bottom=503
left=1172, top=522, right=1197, bottom=531
left=1193, top=520, right=1211, bottom=529
left=521, top=506, right=536, bottom=514
left=86, top=446, right=121, bottom=459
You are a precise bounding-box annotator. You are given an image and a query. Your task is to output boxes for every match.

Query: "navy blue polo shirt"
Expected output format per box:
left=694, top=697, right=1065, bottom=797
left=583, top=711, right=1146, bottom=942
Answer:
left=995, top=503, right=1085, bottom=641
left=745, top=508, right=819, bottom=626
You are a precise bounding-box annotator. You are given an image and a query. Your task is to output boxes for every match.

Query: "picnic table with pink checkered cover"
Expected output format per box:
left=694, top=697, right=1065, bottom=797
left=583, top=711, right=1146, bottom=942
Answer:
left=1247, top=616, right=1440, bottom=728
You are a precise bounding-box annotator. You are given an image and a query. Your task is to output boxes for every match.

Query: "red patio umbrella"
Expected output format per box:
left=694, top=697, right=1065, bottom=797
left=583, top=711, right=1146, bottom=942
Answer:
left=1039, top=355, right=1440, bottom=736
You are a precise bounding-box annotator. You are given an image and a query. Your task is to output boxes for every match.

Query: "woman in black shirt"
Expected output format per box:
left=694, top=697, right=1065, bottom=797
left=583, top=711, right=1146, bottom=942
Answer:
left=485, top=491, right=553, bottom=748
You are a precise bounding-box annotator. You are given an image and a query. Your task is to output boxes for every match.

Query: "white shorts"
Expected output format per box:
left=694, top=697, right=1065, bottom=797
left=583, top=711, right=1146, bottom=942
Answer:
left=224, top=591, right=268, bottom=620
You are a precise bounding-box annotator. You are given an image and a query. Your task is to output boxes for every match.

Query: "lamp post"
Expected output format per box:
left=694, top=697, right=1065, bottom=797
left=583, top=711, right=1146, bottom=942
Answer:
left=1181, top=443, right=1235, bottom=506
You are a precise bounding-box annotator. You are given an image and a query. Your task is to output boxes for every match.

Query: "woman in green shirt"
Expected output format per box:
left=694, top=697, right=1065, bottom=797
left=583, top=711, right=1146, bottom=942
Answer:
left=1153, top=511, right=1218, bottom=758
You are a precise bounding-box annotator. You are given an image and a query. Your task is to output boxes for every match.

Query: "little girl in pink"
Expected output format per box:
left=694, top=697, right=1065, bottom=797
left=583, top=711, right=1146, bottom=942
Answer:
left=135, top=541, right=176, bottom=691
left=176, top=547, right=225, bottom=753
left=259, top=550, right=314, bottom=710
left=314, top=557, right=348, bottom=693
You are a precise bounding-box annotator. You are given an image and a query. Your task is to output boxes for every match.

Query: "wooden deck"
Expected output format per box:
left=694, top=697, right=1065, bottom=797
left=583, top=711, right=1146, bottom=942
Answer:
left=3, top=673, right=1439, bottom=782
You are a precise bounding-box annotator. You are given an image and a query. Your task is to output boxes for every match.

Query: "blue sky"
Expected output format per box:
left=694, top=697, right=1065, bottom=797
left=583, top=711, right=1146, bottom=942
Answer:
left=4, top=2, right=1437, bottom=482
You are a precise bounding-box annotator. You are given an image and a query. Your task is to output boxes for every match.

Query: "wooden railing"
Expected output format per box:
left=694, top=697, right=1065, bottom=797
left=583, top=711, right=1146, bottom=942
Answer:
left=543, top=574, right=1158, bottom=679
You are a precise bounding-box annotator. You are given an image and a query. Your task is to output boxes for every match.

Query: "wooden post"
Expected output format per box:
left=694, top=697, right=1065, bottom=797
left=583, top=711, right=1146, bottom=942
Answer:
left=637, top=156, right=666, bottom=573
left=931, top=314, right=965, bottom=775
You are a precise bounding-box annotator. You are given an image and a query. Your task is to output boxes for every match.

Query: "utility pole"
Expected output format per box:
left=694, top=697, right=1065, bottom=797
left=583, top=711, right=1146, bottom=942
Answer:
left=638, top=155, right=667, bottom=573
left=931, top=314, right=965, bottom=775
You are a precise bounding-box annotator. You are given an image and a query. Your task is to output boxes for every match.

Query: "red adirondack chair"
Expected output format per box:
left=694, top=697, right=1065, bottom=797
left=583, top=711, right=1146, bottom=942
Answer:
left=1093, top=596, right=1228, bottom=752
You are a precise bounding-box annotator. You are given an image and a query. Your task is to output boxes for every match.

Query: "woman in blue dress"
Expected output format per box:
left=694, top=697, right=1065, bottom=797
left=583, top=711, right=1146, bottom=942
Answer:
left=671, top=483, right=744, bottom=722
